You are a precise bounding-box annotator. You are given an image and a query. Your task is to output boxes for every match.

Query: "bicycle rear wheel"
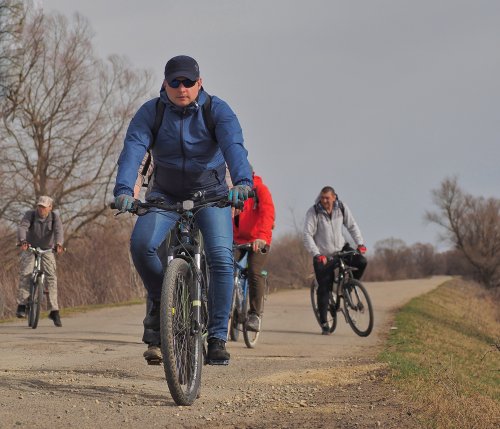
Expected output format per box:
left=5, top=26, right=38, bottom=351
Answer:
left=310, top=279, right=337, bottom=333
left=160, top=258, right=202, bottom=405
left=28, top=276, right=43, bottom=329
left=343, top=279, right=374, bottom=337
left=243, top=279, right=260, bottom=348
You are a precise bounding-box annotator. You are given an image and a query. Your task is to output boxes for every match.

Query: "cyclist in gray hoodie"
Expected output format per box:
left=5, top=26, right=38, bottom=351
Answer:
left=303, top=186, right=367, bottom=335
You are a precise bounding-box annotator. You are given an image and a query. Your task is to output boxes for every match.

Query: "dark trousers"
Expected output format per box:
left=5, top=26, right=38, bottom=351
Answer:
left=314, top=244, right=367, bottom=324
left=234, top=247, right=268, bottom=316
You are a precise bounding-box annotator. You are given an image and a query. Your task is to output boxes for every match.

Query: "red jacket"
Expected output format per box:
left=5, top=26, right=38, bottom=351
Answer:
left=233, top=174, right=275, bottom=246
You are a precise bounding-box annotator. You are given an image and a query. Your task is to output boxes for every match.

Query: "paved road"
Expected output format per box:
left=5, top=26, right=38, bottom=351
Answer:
left=0, top=276, right=450, bottom=428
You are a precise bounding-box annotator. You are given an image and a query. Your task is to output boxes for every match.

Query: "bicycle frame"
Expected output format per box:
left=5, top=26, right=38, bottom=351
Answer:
left=28, top=247, right=54, bottom=292
left=25, top=247, right=53, bottom=328
left=233, top=250, right=249, bottom=324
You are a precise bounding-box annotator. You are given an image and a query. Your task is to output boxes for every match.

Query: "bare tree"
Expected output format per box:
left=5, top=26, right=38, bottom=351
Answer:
left=426, top=177, right=500, bottom=289
left=0, top=0, right=25, bottom=101
left=0, top=6, right=153, bottom=241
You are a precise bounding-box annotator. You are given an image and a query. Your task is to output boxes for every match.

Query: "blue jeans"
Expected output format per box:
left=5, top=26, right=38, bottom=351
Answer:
left=130, top=204, right=234, bottom=342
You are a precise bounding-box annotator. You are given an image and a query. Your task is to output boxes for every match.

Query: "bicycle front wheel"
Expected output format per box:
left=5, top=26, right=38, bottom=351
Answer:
left=343, top=279, right=374, bottom=337
left=160, top=258, right=203, bottom=405
left=28, top=276, right=43, bottom=329
left=310, top=279, right=337, bottom=333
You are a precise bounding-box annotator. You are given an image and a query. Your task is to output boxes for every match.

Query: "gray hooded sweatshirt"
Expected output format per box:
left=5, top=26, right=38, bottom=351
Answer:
left=303, top=196, right=364, bottom=257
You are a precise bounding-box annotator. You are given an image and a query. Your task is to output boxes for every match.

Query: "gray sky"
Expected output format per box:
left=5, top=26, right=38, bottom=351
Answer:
left=40, top=0, right=500, bottom=252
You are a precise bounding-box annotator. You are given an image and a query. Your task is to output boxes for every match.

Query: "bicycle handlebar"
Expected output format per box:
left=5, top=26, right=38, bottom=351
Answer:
left=325, top=249, right=359, bottom=262
left=110, top=190, right=256, bottom=215
left=233, top=242, right=268, bottom=254
left=22, top=246, right=57, bottom=255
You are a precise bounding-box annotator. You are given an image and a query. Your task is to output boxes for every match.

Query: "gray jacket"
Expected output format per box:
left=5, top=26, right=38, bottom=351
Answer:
left=18, top=210, right=64, bottom=249
left=303, top=197, right=364, bottom=257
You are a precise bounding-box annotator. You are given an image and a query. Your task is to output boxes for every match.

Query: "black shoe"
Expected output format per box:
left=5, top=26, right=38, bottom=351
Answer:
left=16, top=305, right=26, bottom=318
left=206, top=338, right=230, bottom=365
left=49, top=310, right=62, bottom=327
left=143, top=344, right=162, bottom=365
left=321, top=322, right=330, bottom=335
left=143, top=300, right=160, bottom=330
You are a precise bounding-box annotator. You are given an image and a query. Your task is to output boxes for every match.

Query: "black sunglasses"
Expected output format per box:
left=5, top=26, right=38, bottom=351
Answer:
left=168, top=78, right=197, bottom=89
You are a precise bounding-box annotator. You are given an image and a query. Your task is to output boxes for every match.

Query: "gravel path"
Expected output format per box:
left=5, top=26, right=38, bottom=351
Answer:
left=0, top=276, right=450, bottom=428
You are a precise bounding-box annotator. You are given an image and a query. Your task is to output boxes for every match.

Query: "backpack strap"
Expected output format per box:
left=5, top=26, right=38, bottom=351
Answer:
left=338, top=200, right=345, bottom=218
left=141, top=98, right=165, bottom=177
left=201, top=94, right=216, bottom=142
left=29, top=210, right=56, bottom=230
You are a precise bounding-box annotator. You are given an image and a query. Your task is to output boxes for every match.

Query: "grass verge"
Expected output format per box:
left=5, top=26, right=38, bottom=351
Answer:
left=379, top=278, right=500, bottom=428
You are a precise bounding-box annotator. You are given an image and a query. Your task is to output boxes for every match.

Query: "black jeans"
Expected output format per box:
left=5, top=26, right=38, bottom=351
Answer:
left=314, top=244, right=367, bottom=324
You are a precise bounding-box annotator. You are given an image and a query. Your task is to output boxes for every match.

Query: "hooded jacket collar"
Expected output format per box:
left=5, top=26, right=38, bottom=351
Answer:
left=314, top=196, right=340, bottom=218
left=159, top=86, right=207, bottom=115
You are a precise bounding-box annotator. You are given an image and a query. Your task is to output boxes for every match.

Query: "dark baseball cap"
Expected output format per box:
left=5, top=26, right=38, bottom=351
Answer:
left=164, top=55, right=200, bottom=82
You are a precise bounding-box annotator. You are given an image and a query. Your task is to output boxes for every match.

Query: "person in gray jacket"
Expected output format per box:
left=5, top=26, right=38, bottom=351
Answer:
left=16, top=196, right=64, bottom=326
left=303, top=186, right=367, bottom=335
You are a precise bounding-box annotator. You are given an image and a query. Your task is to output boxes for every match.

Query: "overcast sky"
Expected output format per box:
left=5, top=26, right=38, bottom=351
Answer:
left=40, top=0, right=500, bottom=252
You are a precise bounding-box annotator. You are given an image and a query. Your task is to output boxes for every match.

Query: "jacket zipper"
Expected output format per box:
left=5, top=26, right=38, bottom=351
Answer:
left=180, top=109, right=186, bottom=193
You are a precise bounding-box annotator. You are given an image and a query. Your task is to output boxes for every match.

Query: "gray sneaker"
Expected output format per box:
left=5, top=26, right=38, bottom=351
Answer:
left=321, top=322, right=331, bottom=335
left=246, top=313, right=261, bottom=332
left=143, top=345, right=162, bottom=365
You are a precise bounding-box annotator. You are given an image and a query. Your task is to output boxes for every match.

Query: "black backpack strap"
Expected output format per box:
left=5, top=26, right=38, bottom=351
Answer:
left=201, top=94, right=217, bottom=142
left=29, top=210, right=56, bottom=230
left=51, top=211, right=56, bottom=230
left=141, top=98, right=165, bottom=177
left=338, top=200, right=345, bottom=218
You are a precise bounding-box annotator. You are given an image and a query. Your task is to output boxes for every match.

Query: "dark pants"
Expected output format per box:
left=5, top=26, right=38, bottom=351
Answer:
left=314, top=244, right=367, bottom=324
left=142, top=297, right=160, bottom=346
left=234, top=247, right=268, bottom=316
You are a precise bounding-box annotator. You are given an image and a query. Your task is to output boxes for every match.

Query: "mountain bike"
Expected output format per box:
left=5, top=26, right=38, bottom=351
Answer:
left=229, top=243, right=269, bottom=348
left=310, top=249, right=374, bottom=337
left=25, top=246, right=54, bottom=329
left=114, top=192, right=243, bottom=406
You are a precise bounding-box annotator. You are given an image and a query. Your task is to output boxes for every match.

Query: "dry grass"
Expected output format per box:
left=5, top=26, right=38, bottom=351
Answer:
left=380, top=278, right=500, bottom=429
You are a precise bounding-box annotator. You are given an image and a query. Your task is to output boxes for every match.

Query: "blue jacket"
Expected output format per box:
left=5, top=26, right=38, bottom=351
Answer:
left=114, top=87, right=252, bottom=200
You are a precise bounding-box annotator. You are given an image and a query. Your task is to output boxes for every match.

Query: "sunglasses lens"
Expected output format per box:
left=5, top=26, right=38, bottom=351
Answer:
left=181, top=79, right=196, bottom=88
left=169, top=79, right=196, bottom=89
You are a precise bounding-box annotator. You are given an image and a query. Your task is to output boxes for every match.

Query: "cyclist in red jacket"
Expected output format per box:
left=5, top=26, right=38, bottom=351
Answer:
left=232, top=171, right=275, bottom=332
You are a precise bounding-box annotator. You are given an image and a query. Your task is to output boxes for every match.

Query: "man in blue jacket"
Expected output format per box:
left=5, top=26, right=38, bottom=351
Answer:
left=113, top=55, right=253, bottom=365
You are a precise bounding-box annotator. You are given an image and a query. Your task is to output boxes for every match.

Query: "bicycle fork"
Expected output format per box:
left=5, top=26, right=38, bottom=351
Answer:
left=191, top=253, right=203, bottom=335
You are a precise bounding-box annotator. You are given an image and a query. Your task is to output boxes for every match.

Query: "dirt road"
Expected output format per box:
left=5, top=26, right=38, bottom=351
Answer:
left=0, top=276, right=450, bottom=428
